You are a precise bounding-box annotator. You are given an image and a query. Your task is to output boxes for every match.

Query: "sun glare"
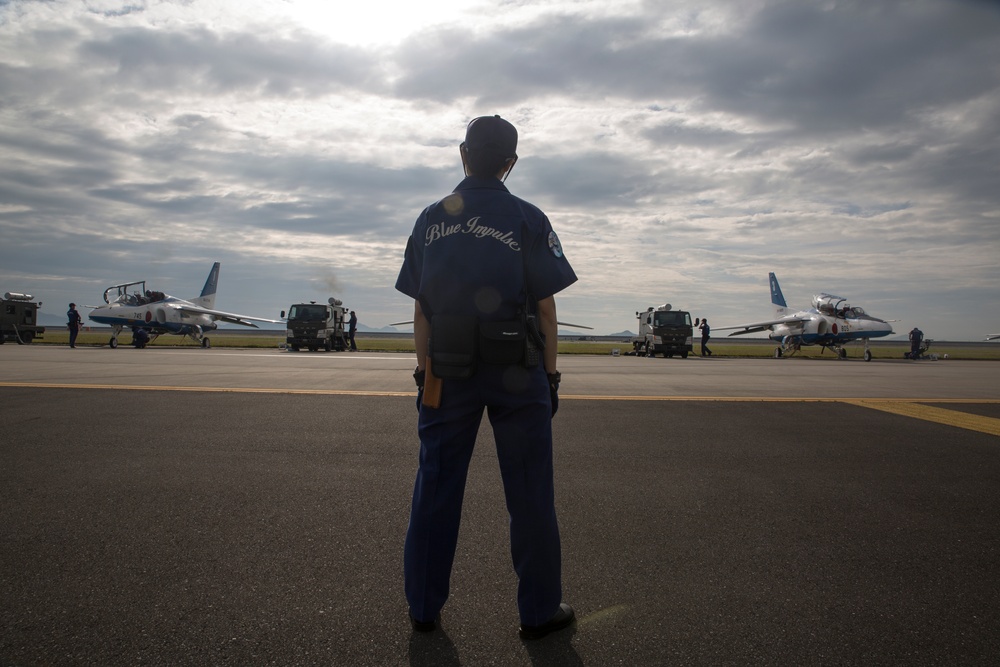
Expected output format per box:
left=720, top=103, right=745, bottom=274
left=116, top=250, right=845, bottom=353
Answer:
left=277, top=0, right=486, bottom=46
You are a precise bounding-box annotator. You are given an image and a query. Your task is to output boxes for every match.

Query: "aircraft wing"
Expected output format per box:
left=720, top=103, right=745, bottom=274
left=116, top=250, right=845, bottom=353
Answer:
left=987, top=334, right=1000, bottom=341
left=714, top=316, right=811, bottom=337
left=168, top=303, right=282, bottom=328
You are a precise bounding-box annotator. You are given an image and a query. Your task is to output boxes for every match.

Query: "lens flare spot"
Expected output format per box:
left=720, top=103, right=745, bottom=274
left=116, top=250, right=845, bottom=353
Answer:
left=443, top=194, right=464, bottom=216
left=474, top=287, right=501, bottom=315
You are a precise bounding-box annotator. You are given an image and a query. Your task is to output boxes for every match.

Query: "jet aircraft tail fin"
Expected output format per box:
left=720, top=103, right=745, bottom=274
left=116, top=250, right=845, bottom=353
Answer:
left=769, top=272, right=789, bottom=317
left=192, top=262, right=220, bottom=309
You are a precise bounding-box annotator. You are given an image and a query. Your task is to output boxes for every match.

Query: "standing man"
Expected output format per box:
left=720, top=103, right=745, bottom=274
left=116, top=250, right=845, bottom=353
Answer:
left=348, top=310, right=358, bottom=351
left=699, top=317, right=712, bottom=357
left=67, top=303, right=83, bottom=348
left=908, top=326, right=924, bottom=359
left=395, top=115, right=578, bottom=640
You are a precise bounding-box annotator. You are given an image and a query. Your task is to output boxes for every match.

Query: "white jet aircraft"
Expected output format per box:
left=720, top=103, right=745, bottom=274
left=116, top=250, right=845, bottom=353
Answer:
left=987, top=334, right=1000, bottom=341
left=87, top=262, right=280, bottom=348
left=715, top=272, right=894, bottom=361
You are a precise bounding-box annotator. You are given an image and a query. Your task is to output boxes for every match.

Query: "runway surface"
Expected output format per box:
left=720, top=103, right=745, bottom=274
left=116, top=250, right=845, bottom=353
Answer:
left=2, top=346, right=999, bottom=665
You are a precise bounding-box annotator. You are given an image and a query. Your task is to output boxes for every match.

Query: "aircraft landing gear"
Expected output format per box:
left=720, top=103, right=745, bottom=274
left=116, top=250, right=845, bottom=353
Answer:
left=202, top=337, right=211, bottom=349
left=774, top=347, right=783, bottom=358
left=864, top=349, right=872, bottom=362
left=107, top=325, right=125, bottom=349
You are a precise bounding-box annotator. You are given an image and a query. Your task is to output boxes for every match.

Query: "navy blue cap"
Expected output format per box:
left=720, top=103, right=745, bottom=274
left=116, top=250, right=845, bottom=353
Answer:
left=464, top=115, right=517, bottom=158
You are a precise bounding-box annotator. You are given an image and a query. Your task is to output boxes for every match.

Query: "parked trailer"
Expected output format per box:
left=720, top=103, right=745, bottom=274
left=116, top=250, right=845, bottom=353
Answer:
left=1, top=292, right=45, bottom=345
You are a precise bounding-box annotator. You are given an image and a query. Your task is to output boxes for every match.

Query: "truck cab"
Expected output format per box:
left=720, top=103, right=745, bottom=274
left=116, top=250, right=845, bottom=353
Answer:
left=632, top=304, right=693, bottom=358
left=282, top=298, right=349, bottom=352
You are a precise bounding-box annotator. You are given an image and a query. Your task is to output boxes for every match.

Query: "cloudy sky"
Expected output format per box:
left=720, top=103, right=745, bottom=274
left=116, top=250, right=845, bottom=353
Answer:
left=2, top=0, right=998, bottom=340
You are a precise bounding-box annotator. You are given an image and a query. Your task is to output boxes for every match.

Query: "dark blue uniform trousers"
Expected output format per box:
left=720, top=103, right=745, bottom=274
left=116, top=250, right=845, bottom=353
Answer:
left=404, top=364, right=562, bottom=626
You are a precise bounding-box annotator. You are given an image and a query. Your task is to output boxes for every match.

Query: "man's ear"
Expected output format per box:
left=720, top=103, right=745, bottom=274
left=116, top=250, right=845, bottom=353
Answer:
left=500, top=156, right=517, bottom=182
left=460, top=144, right=471, bottom=177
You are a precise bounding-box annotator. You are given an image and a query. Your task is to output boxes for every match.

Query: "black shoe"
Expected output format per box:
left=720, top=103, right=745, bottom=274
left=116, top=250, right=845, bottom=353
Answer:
left=519, top=603, right=575, bottom=640
left=409, top=613, right=437, bottom=633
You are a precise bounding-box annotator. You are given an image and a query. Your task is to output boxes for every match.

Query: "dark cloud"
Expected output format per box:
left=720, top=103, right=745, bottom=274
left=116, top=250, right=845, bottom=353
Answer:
left=1, top=0, right=998, bottom=338
left=392, top=1, right=1000, bottom=134
left=697, top=0, right=1000, bottom=132
left=79, top=25, right=384, bottom=97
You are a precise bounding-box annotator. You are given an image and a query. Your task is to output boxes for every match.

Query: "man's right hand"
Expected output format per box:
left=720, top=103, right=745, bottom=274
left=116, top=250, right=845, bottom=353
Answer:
left=547, top=372, right=561, bottom=417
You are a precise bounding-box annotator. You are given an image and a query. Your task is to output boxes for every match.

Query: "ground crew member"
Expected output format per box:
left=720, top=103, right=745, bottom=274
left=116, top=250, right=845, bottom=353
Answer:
left=348, top=310, right=358, bottom=351
left=909, top=326, right=924, bottom=359
left=67, top=303, right=83, bottom=348
left=395, top=115, right=578, bottom=640
left=699, top=318, right=712, bottom=357
left=132, top=327, right=150, bottom=348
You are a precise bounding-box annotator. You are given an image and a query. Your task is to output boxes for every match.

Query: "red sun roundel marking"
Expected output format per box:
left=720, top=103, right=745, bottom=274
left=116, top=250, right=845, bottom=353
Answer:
left=832, top=323, right=838, bottom=335
left=145, top=311, right=152, bottom=323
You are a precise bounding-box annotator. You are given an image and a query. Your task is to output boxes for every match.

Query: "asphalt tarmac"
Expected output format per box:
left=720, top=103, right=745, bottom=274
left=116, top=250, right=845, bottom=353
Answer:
left=2, top=346, right=999, bottom=666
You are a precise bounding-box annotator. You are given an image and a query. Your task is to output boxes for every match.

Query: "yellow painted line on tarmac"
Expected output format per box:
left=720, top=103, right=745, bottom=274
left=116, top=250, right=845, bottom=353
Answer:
left=564, top=395, right=843, bottom=402
left=0, top=382, right=412, bottom=397
left=2, top=383, right=998, bottom=436
left=843, top=400, right=1000, bottom=437
left=566, top=396, right=1000, bottom=404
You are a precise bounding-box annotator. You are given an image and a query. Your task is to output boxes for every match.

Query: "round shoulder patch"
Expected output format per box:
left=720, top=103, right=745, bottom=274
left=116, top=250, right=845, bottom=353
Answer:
left=547, top=230, right=564, bottom=258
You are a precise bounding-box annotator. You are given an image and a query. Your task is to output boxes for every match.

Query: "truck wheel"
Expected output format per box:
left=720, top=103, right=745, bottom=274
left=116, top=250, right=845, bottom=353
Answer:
left=325, top=338, right=333, bottom=352
left=290, top=345, right=300, bottom=352
left=645, top=342, right=654, bottom=358
left=681, top=351, right=689, bottom=359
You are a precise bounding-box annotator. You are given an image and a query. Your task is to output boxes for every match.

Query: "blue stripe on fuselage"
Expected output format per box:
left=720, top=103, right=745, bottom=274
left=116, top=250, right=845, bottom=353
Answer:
left=771, top=331, right=883, bottom=345
left=88, top=316, right=194, bottom=335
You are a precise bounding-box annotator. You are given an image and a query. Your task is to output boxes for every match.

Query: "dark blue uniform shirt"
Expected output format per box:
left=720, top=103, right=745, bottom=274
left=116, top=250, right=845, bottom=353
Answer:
left=395, top=176, right=577, bottom=320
